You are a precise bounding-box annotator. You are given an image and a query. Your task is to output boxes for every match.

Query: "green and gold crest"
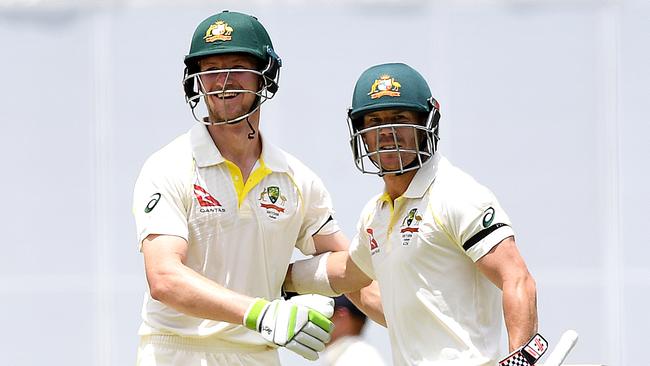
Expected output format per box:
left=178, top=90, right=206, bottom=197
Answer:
left=267, top=186, right=280, bottom=204
left=404, top=208, right=421, bottom=226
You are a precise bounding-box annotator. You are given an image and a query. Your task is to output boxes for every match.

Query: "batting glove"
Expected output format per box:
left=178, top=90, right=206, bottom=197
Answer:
left=243, top=296, right=334, bottom=361
left=499, top=333, right=548, bottom=366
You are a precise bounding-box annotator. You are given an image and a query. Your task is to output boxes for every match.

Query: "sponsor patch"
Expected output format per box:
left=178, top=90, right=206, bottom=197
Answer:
left=367, top=228, right=380, bottom=255
left=194, top=184, right=225, bottom=213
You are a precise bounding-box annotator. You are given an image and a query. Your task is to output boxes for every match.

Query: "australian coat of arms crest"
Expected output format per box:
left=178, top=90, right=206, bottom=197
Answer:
left=259, top=186, right=287, bottom=219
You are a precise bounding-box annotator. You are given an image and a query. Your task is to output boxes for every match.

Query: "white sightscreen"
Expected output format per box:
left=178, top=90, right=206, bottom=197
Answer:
left=0, top=1, right=647, bottom=365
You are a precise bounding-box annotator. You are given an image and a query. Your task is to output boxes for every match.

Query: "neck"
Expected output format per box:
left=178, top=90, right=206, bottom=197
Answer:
left=207, top=112, right=262, bottom=181
left=382, top=169, right=417, bottom=201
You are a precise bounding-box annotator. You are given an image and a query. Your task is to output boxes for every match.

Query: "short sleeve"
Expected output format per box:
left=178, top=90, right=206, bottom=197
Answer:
left=444, top=185, right=515, bottom=262
left=348, top=216, right=377, bottom=280
left=132, top=157, right=191, bottom=251
left=294, top=175, right=340, bottom=255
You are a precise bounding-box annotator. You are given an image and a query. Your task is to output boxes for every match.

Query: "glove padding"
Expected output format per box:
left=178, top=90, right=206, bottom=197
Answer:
left=288, top=294, right=335, bottom=318
left=244, top=296, right=334, bottom=361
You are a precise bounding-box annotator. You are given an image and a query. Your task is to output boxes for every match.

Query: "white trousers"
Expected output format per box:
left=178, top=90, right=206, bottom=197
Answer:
left=137, top=335, right=281, bottom=366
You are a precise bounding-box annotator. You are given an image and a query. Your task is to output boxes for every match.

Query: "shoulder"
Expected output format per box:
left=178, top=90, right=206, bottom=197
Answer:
left=268, top=144, right=326, bottom=188
left=282, top=149, right=322, bottom=182
left=435, top=157, right=495, bottom=202
left=361, top=193, right=382, bottom=217
left=351, top=193, right=383, bottom=230
left=137, top=132, right=194, bottom=184
left=430, top=157, right=498, bottom=217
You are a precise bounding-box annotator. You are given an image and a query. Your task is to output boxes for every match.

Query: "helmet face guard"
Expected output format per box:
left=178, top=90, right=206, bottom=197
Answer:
left=347, top=98, right=440, bottom=176
left=182, top=11, right=281, bottom=125
left=182, top=53, right=280, bottom=125
left=347, top=63, right=440, bottom=176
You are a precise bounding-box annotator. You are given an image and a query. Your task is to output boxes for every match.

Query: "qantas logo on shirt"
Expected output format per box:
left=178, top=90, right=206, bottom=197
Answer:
left=193, top=184, right=225, bottom=213
left=366, top=228, right=380, bottom=255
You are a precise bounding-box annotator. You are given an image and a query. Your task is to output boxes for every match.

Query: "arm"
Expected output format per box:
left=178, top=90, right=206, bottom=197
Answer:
left=345, top=281, right=386, bottom=327
left=476, top=236, right=538, bottom=352
left=284, top=231, right=383, bottom=324
left=283, top=231, right=372, bottom=294
left=142, top=234, right=253, bottom=324
left=143, top=233, right=335, bottom=361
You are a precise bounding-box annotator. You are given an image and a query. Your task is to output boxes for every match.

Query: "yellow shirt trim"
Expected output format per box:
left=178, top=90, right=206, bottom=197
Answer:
left=378, top=192, right=393, bottom=213
left=224, top=157, right=273, bottom=207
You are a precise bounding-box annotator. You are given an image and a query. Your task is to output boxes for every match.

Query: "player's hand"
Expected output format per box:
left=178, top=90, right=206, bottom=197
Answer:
left=498, top=333, right=548, bottom=366
left=243, top=297, right=334, bottom=361
left=287, top=294, right=335, bottom=318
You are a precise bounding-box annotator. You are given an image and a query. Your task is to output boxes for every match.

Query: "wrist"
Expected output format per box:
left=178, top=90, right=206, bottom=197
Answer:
left=243, top=298, right=269, bottom=330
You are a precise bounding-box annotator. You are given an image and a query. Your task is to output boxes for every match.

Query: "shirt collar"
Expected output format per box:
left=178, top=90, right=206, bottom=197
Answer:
left=375, top=153, right=442, bottom=208
left=190, top=123, right=224, bottom=167
left=402, top=154, right=440, bottom=198
left=401, top=153, right=442, bottom=199
left=260, top=138, right=289, bottom=173
left=189, top=123, right=289, bottom=172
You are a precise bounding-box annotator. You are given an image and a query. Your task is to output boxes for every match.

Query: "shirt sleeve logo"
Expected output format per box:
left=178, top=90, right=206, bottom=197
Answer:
left=482, top=207, right=495, bottom=228
left=366, top=228, right=380, bottom=255
left=144, top=193, right=161, bottom=213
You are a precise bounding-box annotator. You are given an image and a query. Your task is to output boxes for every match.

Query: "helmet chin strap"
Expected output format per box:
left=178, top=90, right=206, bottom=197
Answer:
left=246, top=116, right=256, bottom=140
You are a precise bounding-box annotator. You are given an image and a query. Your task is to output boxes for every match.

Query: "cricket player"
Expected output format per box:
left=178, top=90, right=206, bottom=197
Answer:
left=322, top=296, right=387, bottom=366
left=132, top=11, right=349, bottom=366
left=287, top=62, right=540, bottom=365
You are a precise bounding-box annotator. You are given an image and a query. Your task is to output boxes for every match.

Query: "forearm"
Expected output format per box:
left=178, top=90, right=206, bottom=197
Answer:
left=149, top=262, right=254, bottom=325
left=502, top=274, right=538, bottom=351
left=284, top=250, right=371, bottom=295
left=328, top=251, right=372, bottom=293
left=345, top=281, right=386, bottom=327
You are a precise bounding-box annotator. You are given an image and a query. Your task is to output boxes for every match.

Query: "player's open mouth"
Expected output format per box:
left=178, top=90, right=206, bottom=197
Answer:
left=379, top=145, right=401, bottom=151
left=213, top=91, right=239, bottom=99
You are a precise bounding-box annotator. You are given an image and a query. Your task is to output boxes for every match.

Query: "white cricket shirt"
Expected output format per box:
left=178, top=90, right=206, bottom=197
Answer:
left=322, top=335, right=386, bottom=366
left=133, top=123, right=339, bottom=345
left=349, top=154, right=515, bottom=366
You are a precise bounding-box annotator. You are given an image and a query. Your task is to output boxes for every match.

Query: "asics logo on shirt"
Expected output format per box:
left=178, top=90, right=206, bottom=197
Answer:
left=482, top=207, right=495, bottom=228
left=144, top=193, right=161, bottom=213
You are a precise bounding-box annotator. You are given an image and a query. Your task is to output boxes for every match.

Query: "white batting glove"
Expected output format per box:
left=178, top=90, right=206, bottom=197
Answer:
left=243, top=297, right=334, bottom=361
left=287, top=294, right=335, bottom=318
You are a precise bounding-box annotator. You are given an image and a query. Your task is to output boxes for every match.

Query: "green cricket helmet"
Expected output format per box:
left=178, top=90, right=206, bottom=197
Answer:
left=347, top=63, right=440, bottom=175
left=182, top=10, right=282, bottom=125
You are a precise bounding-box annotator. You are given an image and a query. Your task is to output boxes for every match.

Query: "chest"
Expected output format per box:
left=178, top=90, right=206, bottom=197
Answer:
left=364, top=199, right=465, bottom=275
left=187, top=165, right=303, bottom=234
